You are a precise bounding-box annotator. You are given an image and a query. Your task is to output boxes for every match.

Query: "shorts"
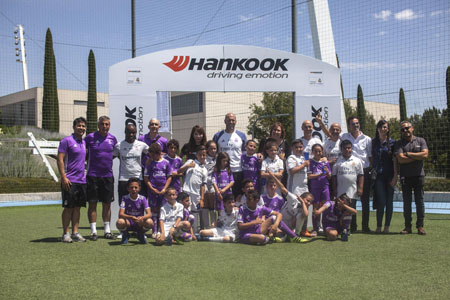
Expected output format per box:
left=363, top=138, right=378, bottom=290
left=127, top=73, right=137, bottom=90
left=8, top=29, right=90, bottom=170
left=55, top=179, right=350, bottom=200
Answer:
left=239, top=225, right=261, bottom=244
left=87, top=176, right=114, bottom=203
left=160, top=226, right=183, bottom=239
left=62, top=183, right=87, bottom=208
left=126, top=219, right=141, bottom=232
left=211, top=227, right=236, bottom=240
left=311, top=186, right=330, bottom=204
left=148, top=193, right=165, bottom=208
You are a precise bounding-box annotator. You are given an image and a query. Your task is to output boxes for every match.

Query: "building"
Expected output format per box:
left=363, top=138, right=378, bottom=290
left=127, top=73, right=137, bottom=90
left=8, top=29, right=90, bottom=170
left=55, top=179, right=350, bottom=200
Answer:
left=0, top=87, right=109, bottom=136
left=346, top=98, right=400, bottom=121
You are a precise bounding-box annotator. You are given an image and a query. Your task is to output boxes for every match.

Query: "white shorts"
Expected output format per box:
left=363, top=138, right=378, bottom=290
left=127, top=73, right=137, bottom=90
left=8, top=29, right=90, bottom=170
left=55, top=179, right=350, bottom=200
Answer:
left=186, top=192, right=201, bottom=211
left=281, top=207, right=306, bottom=232
left=211, top=227, right=236, bottom=240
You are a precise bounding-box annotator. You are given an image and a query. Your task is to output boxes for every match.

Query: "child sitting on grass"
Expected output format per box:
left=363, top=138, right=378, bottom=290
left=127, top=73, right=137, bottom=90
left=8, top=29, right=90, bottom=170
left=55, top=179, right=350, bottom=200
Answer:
left=155, top=187, right=191, bottom=246
left=198, top=194, right=238, bottom=242
left=313, top=193, right=357, bottom=241
left=178, top=192, right=196, bottom=241
left=116, top=177, right=154, bottom=244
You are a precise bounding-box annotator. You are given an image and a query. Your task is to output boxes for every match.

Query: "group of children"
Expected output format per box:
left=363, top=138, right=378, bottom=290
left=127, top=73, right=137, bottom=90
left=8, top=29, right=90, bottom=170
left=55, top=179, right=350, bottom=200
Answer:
left=116, top=137, right=357, bottom=245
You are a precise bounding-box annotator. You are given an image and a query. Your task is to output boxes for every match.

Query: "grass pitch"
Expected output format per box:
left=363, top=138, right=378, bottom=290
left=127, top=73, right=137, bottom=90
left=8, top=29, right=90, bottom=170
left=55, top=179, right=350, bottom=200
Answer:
left=1, top=205, right=449, bottom=299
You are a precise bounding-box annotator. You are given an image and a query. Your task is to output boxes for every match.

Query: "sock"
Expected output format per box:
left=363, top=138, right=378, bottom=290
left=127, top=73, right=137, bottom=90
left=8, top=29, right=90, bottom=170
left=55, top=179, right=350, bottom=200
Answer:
left=312, top=214, right=320, bottom=232
left=279, top=221, right=297, bottom=238
left=90, top=222, right=97, bottom=234
left=208, top=237, right=224, bottom=242
left=152, top=216, right=158, bottom=234
left=142, top=226, right=151, bottom=232
left=104, top=222, right=110, bottom=234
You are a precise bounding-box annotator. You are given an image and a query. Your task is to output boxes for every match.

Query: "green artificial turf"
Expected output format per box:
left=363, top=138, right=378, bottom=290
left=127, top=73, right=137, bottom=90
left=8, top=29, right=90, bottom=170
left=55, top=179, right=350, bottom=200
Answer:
left=1, top=205, right=449, bottom=299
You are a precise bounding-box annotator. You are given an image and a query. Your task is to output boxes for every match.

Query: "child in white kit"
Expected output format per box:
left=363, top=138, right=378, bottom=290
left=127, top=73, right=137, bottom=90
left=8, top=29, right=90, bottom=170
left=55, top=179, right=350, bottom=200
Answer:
left=198, top=194, right=238, bottom=242
left=260, top=141, right=284, bottom=194
left=286, top=139, right=309, bottom=196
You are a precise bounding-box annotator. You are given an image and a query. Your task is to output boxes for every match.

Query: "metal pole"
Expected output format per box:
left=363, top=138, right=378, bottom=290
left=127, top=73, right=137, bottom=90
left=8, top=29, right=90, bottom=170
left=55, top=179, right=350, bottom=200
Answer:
left=15, top=25, right=29, bottom=90
left=131, top=0, right=136, bottom=58
left=291, top=1, right=297, bottom=138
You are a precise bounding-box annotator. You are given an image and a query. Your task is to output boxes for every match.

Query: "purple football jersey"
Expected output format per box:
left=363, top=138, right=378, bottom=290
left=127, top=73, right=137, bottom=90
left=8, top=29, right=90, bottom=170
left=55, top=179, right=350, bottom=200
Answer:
left=58, top=134, right=86, bottom=184
left=309, top=159, right=330, bottom=190
left=85, top=131, right=117, bottom=177
left=261, top=194, right=285, bottom=212
left=241, top=154, right=260, bottom=188
left=145, top=158, right=172, bottom=191
left=238, top=205, right=273, bottom=237
left=213, top=170, right=234, bottom=194
left=321, top=200, right=340, bottom=228
left=164, top=154, right=183, bottom=192
left=120, top=194, right=149, bottom=217
left=138, top=133, right=168, bottom=168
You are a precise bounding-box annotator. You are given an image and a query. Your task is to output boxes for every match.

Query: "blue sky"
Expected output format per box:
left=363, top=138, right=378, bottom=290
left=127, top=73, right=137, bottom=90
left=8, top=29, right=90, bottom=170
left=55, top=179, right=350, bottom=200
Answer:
left=0, top=0, right=449, bottom=116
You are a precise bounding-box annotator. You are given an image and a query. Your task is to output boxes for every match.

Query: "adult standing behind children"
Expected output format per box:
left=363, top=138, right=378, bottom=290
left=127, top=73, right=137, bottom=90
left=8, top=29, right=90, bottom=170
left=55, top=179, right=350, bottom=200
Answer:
left=341, top=116, right=372, bottom=233
left=85, top=116, right=117, bottom=240
left=181, top=125, right=207, bottom=161
left=394, top=121, right=428, bottom=235
left=138, top=118, right=168, bottom=195
left=213, top=113, right=247, bottom=198
left=114, top=124, right=149, bottom=202
left=300, top=120, right=323, bottom=159
left=57, top=117, right=88, bottom=243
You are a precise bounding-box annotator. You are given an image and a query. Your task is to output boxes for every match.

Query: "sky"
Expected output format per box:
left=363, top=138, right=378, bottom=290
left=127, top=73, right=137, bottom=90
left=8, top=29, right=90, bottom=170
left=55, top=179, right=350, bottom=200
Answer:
left=0, top=0, right=449, bottom=116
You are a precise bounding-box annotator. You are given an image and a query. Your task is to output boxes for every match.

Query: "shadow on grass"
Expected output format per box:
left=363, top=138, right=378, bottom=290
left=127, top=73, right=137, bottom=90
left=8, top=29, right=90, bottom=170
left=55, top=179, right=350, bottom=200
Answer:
left=30, top=237, right=60, bottom=243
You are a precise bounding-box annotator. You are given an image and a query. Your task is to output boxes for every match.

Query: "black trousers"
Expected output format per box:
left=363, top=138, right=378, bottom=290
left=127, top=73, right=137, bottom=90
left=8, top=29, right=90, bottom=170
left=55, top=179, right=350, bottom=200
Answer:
left=401, top=176, right=425, bottom=228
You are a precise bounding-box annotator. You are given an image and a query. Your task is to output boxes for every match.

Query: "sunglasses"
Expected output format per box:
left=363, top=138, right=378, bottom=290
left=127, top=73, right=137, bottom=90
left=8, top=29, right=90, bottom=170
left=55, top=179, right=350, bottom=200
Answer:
left=351, top=122, right=359, bottom=126
left=401, top=127, right=411, bottom=132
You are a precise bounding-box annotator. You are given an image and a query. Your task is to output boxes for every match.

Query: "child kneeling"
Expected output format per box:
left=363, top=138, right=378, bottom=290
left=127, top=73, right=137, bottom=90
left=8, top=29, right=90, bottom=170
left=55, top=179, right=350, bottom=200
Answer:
left=155, top=187, right=192, bottom=245
left=314, top=193, right=356, bottom=241
left=198, top=194, right=238, bottom=242
left=116, top=178, right=154, bottom=244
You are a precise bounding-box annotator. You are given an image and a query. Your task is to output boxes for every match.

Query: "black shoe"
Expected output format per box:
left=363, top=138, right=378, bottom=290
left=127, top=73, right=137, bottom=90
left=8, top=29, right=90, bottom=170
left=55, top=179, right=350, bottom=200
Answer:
left=90, top=233, right=98, bottom=241
left=401, top=227, right=412, bottom=234
left=104, top=232, right=116, bottom=240
left=362, top=227, right=372, bottom=233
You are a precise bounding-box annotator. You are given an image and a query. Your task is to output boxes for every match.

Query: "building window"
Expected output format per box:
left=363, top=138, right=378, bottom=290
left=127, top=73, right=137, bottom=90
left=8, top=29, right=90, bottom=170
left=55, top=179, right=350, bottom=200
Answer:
left=73, top=100, right=105, bottom=107
left=171, top=93, right=203, bottom=116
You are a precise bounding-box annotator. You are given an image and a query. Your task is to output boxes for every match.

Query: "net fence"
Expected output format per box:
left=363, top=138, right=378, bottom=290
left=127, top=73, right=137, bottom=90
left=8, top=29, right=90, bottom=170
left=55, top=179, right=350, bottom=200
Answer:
left=0, top=0, right=449, bottom=207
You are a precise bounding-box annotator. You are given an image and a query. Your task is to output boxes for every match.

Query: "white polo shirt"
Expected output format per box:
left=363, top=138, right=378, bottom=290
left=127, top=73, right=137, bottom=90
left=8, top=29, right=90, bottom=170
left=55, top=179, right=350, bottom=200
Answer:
left=340, top=132, right=372, bottom=168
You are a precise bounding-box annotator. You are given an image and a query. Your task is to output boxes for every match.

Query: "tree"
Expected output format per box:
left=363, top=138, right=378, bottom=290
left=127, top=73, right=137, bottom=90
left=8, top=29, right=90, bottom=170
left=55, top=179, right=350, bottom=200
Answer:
left=357, top=84, right=366, bottom=132
left=399, top=88, right=407, bottom=121
left=247, top=92, right=294, bottom=143
left=446, top=66, right=450, bottom=178
left=343, top=98, right=377, bottom=136
left=86, top=49, right=98, bottom=134
left=42, top=28, right=59, bottom=132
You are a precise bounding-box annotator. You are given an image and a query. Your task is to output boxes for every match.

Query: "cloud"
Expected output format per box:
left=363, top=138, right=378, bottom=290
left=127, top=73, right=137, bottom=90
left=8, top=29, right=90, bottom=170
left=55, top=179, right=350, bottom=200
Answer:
left=373, top=10, right=392, bottom=21
left=394, top=9, right=423, bottom=20
left=377, top=31, right=386, bottom=36
left=239, top=14, right=258, bottom=22
left=430, top=10, right=443, bottom=17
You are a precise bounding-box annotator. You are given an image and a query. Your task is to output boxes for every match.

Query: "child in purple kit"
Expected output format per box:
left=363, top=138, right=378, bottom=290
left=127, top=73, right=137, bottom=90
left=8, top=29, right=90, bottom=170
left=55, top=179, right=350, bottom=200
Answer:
left=314, top=193, right=357, bottom=241
left=260, top=177, right=285, bottom=212
left=144, top=143, right=172, bottom=237
left=235, top=179, right=255, bottom=208
left=212, top=152, right=234, bottom=213
left=237, top=191, right=305, bottom=244
left=241, top=140, right=260, bottom=191
left=165, top=139, right=183, bottom=193
left=116, top=178, right=153, bottom=244
left=178, top=192, right=196, bottom=241
left=307, top=144, right=331, bottom=236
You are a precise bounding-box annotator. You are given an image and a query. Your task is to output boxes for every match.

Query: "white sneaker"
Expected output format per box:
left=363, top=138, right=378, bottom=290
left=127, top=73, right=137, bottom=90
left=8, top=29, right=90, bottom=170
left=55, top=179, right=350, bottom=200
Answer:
left=71, top=232, right=86, bottom=242
left=62, top=233, right=72, bottom=243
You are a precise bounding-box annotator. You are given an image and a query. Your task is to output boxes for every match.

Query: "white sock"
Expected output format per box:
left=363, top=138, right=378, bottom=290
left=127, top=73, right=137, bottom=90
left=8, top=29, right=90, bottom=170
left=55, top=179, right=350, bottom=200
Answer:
left=90, top=222, right=97, bottom=234
left=104, top=222, right=111, bottom=234
left=209, top=237, right=224, bottom=242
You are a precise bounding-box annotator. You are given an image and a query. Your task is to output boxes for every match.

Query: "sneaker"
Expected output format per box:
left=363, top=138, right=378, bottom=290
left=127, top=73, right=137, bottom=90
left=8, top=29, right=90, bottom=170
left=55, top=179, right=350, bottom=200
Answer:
left=310, top=230, right=318, bottom=237
left=90, top=233, right=98, bottom=241
left=375, top=227, right=382, bottom=234
left=166, top=235, right=173, bottom=246
left=71, top=232, right=86, bottom=242
left=300, top=230, right=313, bottom=237
left=121, top=231, right=130, bottom=244
left=62, top=233, right=72, bottom=243
left=362, top=227, right=372, bottom=234
left=138, top=231, right=148, bottom=244
left=341, top=229, right=349, bottom=242
left=117, top=233, right=122, bottom=239
left=291, top=236, right=309, bottom=243
left=401, top=227, right=412, bottom=235
left=151, top=232, right=157, bottom=239
left=269, top=236, right=283, bottom=243
left=173, top=236, right=184, bottom=245
left=194, top=233, right=202, bottom=241
left=104, top=232, right=116, bottom=240
left=417, top=227, right=426, bottom=235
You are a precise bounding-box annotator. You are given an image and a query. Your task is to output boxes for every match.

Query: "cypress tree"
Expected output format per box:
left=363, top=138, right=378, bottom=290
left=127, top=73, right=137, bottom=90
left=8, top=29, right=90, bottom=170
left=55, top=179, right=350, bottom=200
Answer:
left=446, top=67, right=450, bottom=179
left=399, top=88, right=407, bottom=122
left=87, top=49, right=97, bottom=134
left=357, top=84, right=366, bottom=132
left=42, top=28, right=59, bottom=132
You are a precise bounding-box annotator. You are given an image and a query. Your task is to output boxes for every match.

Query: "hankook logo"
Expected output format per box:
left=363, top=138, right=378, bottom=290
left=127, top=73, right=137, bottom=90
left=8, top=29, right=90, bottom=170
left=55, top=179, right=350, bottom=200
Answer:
left=163, top=56, right=289, bottom=72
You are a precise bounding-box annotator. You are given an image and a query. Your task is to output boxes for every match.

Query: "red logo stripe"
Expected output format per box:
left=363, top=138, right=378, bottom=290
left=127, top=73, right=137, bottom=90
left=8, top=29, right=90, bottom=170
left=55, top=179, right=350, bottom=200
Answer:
left=163, top=56, right=190, bottom=72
